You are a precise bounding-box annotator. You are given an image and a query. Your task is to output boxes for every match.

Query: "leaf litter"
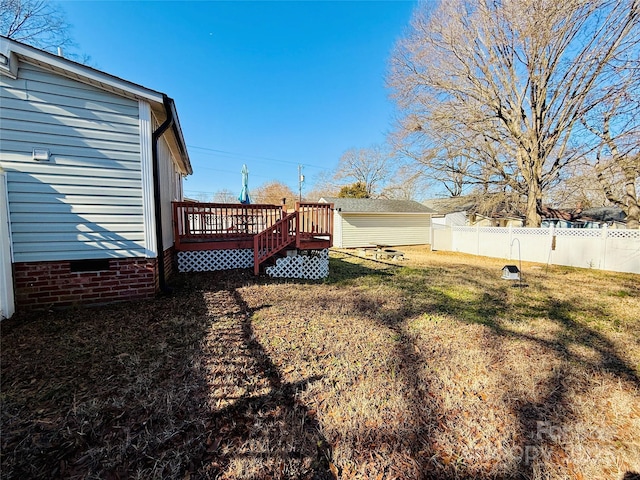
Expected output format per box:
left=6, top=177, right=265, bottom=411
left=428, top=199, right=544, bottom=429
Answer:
left=2, top=248, right=639, bottom=479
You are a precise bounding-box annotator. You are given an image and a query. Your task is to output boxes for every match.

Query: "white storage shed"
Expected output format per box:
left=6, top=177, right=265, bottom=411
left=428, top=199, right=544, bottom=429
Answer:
left=320, top=197, right=434, bottom=249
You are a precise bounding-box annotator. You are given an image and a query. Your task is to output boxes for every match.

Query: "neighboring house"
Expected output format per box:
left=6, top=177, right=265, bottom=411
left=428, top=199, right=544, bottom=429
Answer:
left=424, top=196, right=477, bottom=226
left=539, top=205, right=582, bottom=228
left=471, top=214, right=524, bottom=228
left=425, top=195, right=628, bottom=229
left=424, top=195, right=525, bottom=227
left=539, top=206, right=628, bottom=229
left=319, top=197, right=434, bottom=248
left=540, top=218, right=576, bottom=229
left=0, top=36, right=192, bottom=314
left=575, top=207, right=627, bottom=229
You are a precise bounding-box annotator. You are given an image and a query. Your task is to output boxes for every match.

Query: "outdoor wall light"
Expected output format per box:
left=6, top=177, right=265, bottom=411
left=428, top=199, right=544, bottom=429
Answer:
left=32, top=148, right=51, bottom=161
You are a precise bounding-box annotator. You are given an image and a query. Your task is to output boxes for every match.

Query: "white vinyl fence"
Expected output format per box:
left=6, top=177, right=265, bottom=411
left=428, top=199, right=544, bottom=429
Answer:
left=432, top=225, right=640, bottom=274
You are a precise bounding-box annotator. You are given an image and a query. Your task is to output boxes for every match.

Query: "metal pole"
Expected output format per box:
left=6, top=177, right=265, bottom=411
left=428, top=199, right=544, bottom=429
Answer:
left=510, top=237, right=523, bottom=288
left=298, top=164, right=304, bottom=202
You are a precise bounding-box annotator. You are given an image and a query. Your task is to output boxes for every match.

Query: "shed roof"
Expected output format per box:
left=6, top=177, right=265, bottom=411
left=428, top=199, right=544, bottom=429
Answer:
left=0, top=36, right=192, bottom=175
left=320, top=197, right=435, bottom=214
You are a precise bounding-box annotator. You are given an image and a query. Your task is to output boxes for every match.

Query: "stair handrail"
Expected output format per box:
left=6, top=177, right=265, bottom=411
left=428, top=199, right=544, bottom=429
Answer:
left=253, top=211, right=298, bottom=275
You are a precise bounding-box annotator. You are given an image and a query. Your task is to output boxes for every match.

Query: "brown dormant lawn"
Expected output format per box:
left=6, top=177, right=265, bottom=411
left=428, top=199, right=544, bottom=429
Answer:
left=2, top=247, right=639, bottom=479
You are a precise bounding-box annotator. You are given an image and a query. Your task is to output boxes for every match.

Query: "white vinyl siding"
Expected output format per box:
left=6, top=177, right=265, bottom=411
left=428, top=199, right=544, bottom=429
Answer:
left=139, top=101, right=156, bottom=257
left=0, top=61, right=145, bottom=262
left=340, top=213, right=431, bottom=248
left=333, top=211, right=343, bottom=248
left=1, top=168, right=15, bottom=319
left=157, top=135, right=181, bottom=248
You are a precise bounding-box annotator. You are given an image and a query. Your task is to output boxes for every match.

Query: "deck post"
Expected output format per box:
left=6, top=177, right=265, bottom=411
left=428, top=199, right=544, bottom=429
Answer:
left=172, top=201, right=333, bottom=274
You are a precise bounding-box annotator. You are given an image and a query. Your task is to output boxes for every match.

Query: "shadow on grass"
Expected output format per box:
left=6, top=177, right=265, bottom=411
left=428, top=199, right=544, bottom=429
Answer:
left=0, top=271, right=334, bottom=479
left=2, top=256, right=636, bottom=479
left=1, top=273, right=215, bottom=478
left=204, top=288, right=334, bottom=479
left=325, top=253, right=639, bottom=478
left=326, top=251, right=397, bottom=284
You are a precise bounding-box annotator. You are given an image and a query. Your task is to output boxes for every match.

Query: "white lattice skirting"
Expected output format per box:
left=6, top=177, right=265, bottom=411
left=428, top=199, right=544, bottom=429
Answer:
left=266, top=250, right=329, bottom=280
left=177, top=249, right=253, bottom=272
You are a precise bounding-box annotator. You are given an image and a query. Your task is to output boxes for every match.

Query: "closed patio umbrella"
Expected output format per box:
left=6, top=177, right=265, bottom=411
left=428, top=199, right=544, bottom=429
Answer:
left=238, top=164, right=251, bottom=204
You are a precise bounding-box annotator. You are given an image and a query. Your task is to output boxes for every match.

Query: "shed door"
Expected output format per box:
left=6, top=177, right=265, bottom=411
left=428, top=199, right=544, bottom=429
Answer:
left=341, top=214, right=431, bottom=248
left=0, top=169, right=15, bottom=320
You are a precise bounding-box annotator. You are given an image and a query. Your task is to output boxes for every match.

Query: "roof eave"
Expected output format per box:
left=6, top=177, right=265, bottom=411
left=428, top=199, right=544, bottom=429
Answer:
left=1, top=36, right=192, bottom=176
left=153, top=97, right=192, bottom=176
left=1, top=36, right=165, bottom=103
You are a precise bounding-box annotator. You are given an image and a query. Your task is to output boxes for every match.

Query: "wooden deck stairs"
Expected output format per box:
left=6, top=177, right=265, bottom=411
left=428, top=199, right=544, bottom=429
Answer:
left=253, top=211, right=298, bottom=274
left=173, top=202, right=333, bottom=276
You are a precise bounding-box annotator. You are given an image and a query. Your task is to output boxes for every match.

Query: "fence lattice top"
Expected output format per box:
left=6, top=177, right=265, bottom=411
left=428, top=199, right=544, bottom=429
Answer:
left=452, top=226, right=640, bottom=239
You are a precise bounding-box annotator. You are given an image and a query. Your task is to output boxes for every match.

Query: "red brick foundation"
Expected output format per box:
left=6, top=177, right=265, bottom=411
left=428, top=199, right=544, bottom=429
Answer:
left=13, top=256, right=165, bottom=310
left=162, top=247, right=176, bottom=287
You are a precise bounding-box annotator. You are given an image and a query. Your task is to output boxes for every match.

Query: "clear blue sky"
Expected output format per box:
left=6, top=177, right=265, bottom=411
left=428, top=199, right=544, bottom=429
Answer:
left=59, top=0, right=417, bottom=200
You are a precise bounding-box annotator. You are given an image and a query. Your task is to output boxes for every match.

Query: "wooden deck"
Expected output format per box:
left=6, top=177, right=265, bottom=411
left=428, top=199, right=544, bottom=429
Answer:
left=173, top=202, right=333, bottom=274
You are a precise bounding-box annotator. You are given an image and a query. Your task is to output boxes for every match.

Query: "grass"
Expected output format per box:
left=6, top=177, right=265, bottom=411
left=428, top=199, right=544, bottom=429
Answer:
left=1, top=247, right=639, bottom=479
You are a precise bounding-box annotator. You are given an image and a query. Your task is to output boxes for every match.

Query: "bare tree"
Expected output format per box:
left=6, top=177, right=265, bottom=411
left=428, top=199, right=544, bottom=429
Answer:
left=334, top=146, right=392, bottom=198
left=390, top=0, right=640, bottom=226
left=580, top=72, right=640, bottom=228
left=193, top=192, right=211, bottom=203
left=546, top=161, right=609, bottom=209
left=303, top=170, right=340, bottom=202
left=391, top=113, right=512, bottom=197
left=380, top=163, right=429, bottom=201
left=1, top=0, right=72, bottom=52
left=252, top=181, right=296, bottom=206
left=592, top=152, right=640, bottom=229
left=212, top=189, right=236, bottom=203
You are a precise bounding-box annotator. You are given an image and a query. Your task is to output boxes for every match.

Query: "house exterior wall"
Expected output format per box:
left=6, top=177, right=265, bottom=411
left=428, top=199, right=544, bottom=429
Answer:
left=157, top=134, right=182, bottom=248
left=11, top=246, right=176, bottom=311
left=340, top=213, right=431, bottom=248
left=475, top=217, right=494, bottom=227
left=474, top=216, right=524, bottom=227
left=445, top=211, right=468, bottom=226
left=1, top=167, right=15, bottom=319
left=0, top=60, right=147, bottom=262
left=12, top=257, right=157, bottom=309
left=333, top=211, right=344, bottom=248
left=162, top=246, right=175, bottom=284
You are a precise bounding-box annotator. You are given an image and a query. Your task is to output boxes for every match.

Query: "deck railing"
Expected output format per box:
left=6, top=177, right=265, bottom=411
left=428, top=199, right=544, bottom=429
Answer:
left=173, top=201, right=334, bottom=273
left=253, top=211, right=298, bottom=275
left=173, top=202, right=283, bottom=249
left=296, top=202, right=333, bottom=243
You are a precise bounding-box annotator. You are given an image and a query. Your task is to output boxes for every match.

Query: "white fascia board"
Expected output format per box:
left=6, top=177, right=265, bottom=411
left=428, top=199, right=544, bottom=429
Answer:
left=0, top=47, right=18, bottom=78
left=0, top=36, right=163, bottom=104
left=167, top=98, right=192, bottom=175
left=159, top=100, right=192, bottom=176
